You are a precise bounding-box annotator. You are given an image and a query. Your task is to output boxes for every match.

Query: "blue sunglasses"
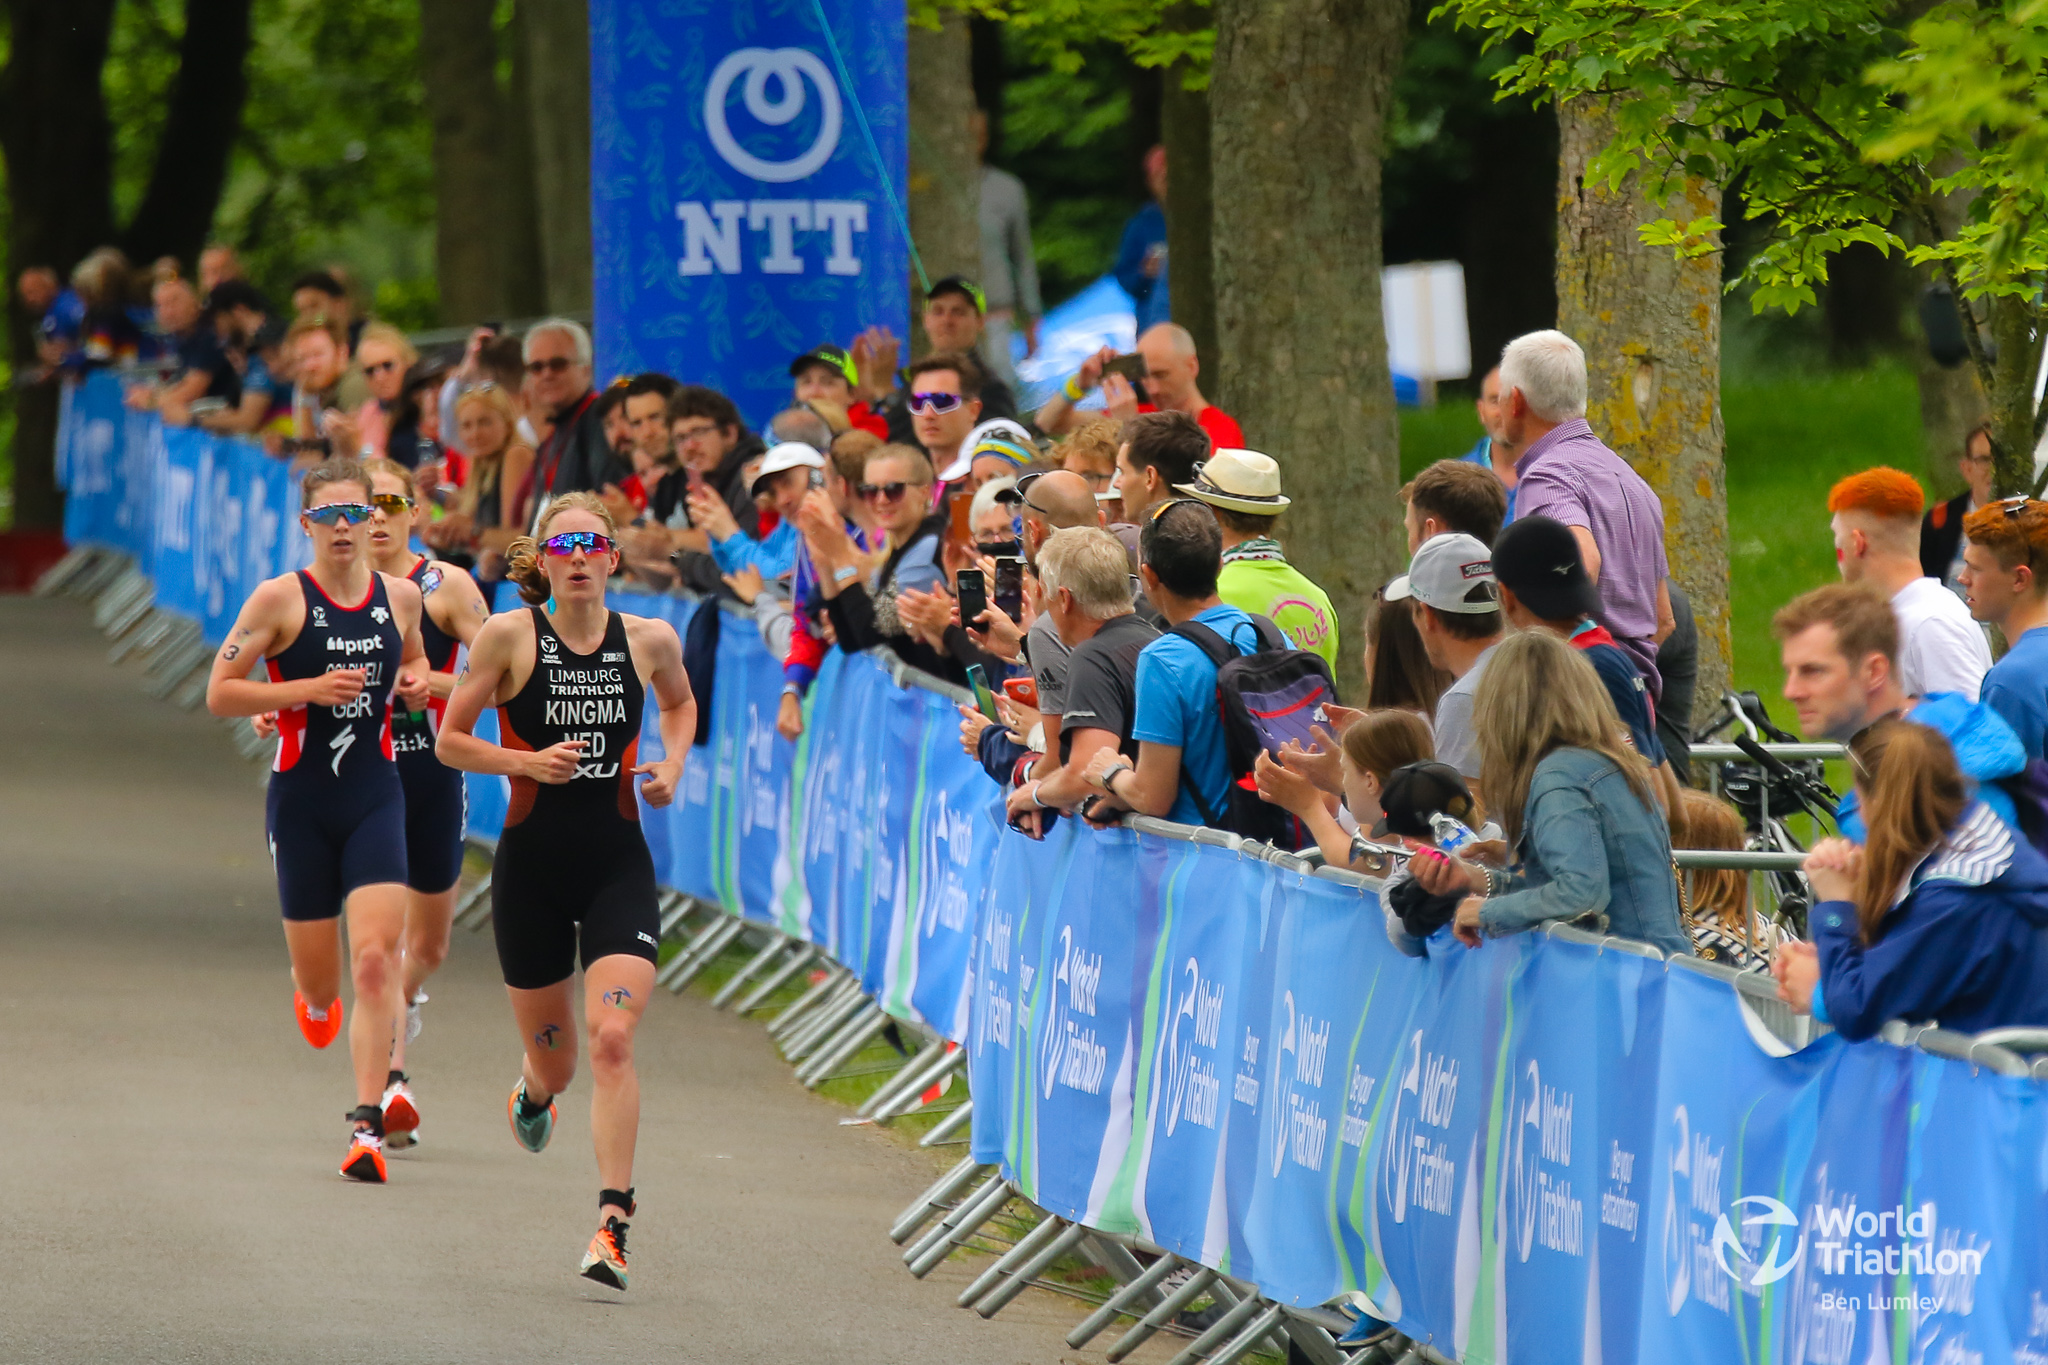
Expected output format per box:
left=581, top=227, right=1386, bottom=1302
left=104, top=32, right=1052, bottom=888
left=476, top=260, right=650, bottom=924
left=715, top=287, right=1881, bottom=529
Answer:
left=303, top=502, right=374, bottom=526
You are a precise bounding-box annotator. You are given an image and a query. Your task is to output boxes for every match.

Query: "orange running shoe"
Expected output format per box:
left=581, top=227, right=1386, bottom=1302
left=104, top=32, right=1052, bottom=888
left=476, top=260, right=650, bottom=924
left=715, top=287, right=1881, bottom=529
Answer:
left=340, top=1128, right=386, bottom=1183
left=580, top=1216, right=630, bottom=1290
left=294, top=991, right=344, bottom=1049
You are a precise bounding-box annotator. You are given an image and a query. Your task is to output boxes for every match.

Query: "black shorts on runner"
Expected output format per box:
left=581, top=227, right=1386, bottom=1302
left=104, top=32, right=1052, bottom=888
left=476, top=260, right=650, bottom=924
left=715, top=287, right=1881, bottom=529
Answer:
left=401, top=761, right=467, bottom=896
left=490, top=829, right=661, bottom=990
left=265, top=775, right=408, bottom=922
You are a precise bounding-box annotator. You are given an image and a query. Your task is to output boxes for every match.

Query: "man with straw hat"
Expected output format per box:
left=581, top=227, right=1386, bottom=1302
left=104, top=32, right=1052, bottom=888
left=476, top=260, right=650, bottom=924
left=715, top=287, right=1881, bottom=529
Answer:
left=1177, top=449, right=1339, bottom=670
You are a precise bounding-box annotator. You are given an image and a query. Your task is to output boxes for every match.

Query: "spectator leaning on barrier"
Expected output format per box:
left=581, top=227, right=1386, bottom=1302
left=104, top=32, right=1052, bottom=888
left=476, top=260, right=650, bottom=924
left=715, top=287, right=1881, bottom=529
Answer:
left=1492, top=514, right=1682, bottom=817
left=131, top=273, right=227, bottom=419
left=1830, top=466, right=1991, bottom=701
left=1409, top=629, right=1689, bottom=956
left=690, top=442, right=824, bottom=582
left=1253, top=708, right=1437, bottom=876
left=1500, top=328, right=1674, bottom=696
left=1773, top=583, right=2026, bottom=840
left=189, top=279, right=281, bottom=436
left=776, top=430, right=881, bottom=741
left=1181, top=448, right=1340, bottom=671
left=1403, top=458, right=1509, bottom=551
left=1922, top=422, right=1995, bottom=592
left=1005, top=527, right=1161, bottom=835
left=1081, top=499, right=1265, bottom=827
left=1459, top=365, right=1520, bottom=521
left=1960, top=498, right=2048, bottom=763
left=523, top=319, right=625, bottom=518
left=1772, top=719, right=2048, bottom=1040
left=1386, top=533, right=1505, bottom=780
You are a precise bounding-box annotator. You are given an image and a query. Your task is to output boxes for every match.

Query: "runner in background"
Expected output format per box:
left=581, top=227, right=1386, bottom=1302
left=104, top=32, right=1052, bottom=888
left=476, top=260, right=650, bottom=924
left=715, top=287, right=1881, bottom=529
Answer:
left=360, top=457, right=491, bottom=1144
left=205, top=459, right=431, bottom=1183
left=436, top=491, right=695, bottom=1290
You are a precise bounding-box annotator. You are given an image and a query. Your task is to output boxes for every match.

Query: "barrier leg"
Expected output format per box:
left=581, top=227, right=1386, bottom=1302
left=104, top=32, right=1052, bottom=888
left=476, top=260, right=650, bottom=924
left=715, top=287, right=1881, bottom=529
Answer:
left=974, top=1218, right=1090, bottom=1318
left=709, top=933, right=791, bottom=1009
left=781, top=982, right=871, bottom=1062
left=658, top=914, right=746, bottom=992
left=33, top=546, right=104, bottom=597
left=736, top=943, right=819, bottom=1015
left=906, top=1174, right=1013, bottom=1278
left=957, top=1212, right=1069, bottom=1309
left=454, top=873, right=495, bottom=931
left=656, top=890, right=698, bottom=938
left=92, top=570, right=150, bottom=632
left=1065, top=1249, right=1179, bottom=1348
left=860, top=1039, right=953, bottom=1119
left=917, top=1098, right=973, bottom=1147
left=1166, top=1299, right=1285, bottom=1365
left=112, top=611, right=179, bottom=665
left=1105, top=1266, right=1218, bottom=1361
left=765, top=963, right=848, bottom=1039
left=889, top=1156, right=988, bottom=1245
left=795, top=1003, right=890, bottom=1087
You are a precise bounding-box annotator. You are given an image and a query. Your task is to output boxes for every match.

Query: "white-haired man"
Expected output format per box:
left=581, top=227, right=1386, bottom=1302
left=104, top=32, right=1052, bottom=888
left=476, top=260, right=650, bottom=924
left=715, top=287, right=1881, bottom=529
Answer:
left=524, top=318, right=627, bottom=518
left=1499, top=328, right=1674, bottom=696
left=1035, top=322, right=1243, bottom=448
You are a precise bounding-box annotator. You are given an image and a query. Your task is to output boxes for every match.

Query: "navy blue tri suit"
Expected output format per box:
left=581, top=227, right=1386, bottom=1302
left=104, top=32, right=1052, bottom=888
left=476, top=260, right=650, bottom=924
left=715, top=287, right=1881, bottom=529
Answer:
left=264, top=570, right=408, bottom=920
left=490, top=606, right=661, bottom=990
left=390, top=556, right=467, bottom=895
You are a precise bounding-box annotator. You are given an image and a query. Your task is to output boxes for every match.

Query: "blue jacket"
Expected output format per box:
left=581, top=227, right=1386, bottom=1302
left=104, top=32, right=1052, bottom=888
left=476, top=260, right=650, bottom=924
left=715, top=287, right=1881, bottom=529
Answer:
left=1813, top=800, right=2048, bottom=1041
left=710, top=517, right=800, bottom=581
left=1479, top=746, right=1690, bottom=957
left=1838, top=693, right=2025, bottom=841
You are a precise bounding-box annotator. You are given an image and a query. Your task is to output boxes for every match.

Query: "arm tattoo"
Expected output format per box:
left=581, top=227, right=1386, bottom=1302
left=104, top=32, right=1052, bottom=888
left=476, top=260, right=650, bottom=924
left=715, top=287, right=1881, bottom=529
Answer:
left=471, top=599, right=489, bottom=618
left=221, top=644, right=241, bottom=662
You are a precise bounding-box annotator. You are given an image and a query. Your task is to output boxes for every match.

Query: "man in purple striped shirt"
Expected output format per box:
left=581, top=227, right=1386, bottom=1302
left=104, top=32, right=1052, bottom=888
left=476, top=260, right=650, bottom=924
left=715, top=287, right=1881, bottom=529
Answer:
left=1497, top=329, right=1676, bottom=697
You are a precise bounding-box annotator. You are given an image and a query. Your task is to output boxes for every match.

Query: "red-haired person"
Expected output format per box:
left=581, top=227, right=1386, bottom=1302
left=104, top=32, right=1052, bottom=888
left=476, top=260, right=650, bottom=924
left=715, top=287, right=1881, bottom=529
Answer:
left=1828, top=466, right=1990, bottom=700
left=1959, top=497, right=2048, bottom=764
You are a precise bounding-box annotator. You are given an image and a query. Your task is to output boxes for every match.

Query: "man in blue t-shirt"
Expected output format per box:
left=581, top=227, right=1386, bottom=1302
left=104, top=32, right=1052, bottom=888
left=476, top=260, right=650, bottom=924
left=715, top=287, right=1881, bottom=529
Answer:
left=1082, top=499, right=1270, bottom=827
left=1493, top=516, right=1682, bottom=806
left=1959, top=498, right=2048, bottom=762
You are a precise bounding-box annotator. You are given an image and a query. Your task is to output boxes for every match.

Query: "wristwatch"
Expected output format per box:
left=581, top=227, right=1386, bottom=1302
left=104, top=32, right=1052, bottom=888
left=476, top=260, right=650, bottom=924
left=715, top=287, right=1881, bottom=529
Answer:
left=781, top=682, right=802, bottom=699
left=1093, top=760, right=1133, bottom=792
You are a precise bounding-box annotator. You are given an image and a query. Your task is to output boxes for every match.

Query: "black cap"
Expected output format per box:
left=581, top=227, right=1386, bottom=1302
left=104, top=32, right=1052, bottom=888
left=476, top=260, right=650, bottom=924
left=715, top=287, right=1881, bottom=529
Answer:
left=1490, top=514, right=1602, bottom=622
left=1373, top=761, right=1478, bottom=839
left=788, top=344, right=857, bottom=385
left=925, top=275, right=987, bottom=313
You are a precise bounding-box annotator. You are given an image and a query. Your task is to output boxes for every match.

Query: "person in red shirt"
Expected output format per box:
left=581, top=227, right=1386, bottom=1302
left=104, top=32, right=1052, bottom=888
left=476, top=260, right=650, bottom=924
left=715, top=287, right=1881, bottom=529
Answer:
left=1034, top=322, right=1243, bottom=448
left=789, top=344, right=889, bottom=439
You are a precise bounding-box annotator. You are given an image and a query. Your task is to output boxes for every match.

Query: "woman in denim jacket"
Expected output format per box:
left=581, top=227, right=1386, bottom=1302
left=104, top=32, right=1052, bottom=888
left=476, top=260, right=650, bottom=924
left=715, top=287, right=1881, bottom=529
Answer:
left=1411, top=630, right=1687, bottom=955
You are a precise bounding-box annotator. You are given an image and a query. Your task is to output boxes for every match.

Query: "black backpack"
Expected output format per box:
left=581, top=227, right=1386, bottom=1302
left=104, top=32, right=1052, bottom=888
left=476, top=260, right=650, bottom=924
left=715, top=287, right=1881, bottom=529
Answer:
left=1169, top=614, right=1339, bottom=850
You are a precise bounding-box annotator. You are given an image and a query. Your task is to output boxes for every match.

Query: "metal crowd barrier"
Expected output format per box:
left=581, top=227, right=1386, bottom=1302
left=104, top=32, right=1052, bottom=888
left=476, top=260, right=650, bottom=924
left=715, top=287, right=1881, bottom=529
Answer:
left=43, top=543, right=2045, bottom=1365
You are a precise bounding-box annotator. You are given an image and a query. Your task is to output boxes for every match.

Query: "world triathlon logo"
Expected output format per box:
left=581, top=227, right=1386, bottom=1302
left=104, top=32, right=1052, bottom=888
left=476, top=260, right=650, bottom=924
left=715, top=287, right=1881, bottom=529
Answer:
left=703, top=48, right=842, bottom=183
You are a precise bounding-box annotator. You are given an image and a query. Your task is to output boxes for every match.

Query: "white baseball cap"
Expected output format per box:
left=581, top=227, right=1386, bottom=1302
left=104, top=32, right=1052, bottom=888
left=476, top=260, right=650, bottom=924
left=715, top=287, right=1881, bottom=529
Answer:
left=750, top=442, right=826, bottom=496
left=1383, top=533, right=1499, bottom=614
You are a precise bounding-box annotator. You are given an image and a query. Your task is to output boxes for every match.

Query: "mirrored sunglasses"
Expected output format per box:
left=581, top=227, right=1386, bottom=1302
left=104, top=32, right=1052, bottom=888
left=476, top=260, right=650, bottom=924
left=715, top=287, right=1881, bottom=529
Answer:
left=371, top=493, right=414, bottom=516
left=907, top=391, right=963, bottom=416
left=304, top=502, right=374, bottom=526
left=541, top=530, right=617, bottom=556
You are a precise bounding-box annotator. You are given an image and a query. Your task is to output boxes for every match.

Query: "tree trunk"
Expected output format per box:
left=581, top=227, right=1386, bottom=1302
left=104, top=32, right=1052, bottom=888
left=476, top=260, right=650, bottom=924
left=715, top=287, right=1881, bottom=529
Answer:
left=1161, top=62, right=1217, bottom=384
left=117, top=0, right=255, bottom=271
left=498, top=0, right=548, bottom=319
left=907, top=9, right=980, bottom=350
left=1556, top=96, right=1731, bottom=728
left=1985, top=293, right=2041, bottom=500
left=0, top=0, right=119, bottom=531
left=522, top=0, right=592, bottom=315
left=1915, top=343, right=1986, bottom=497
left=420, top=0, right=508, bottom=324
left=1211, top=0, right=1409, bottom=700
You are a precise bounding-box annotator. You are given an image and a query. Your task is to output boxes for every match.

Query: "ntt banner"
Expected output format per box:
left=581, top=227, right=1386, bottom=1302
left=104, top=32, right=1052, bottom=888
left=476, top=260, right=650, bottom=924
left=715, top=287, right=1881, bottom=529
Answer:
left=588, top=0, right=909, bottom=425
left=57, top=382, right=2048, bottom=1365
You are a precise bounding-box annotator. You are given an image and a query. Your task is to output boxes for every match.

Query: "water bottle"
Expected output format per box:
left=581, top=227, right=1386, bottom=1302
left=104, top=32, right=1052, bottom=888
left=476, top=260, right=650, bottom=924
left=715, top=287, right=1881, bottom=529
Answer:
left=1428, top=811, right=1479, bottom=855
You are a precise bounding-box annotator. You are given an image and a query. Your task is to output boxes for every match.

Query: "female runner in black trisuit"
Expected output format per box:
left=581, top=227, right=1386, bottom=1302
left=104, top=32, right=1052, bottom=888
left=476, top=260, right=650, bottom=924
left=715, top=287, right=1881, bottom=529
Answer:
left=207, top=459, right=430, bottom=1183
left=438, top=491, right=694, bottom=1290
left=363, top=457, right=491, bottom=1141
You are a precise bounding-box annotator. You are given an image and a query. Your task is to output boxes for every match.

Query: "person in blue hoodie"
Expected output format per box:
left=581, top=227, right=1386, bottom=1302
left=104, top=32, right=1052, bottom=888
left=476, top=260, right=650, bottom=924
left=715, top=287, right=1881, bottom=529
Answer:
left=1772, top=719, right=2048, bottom=1040
left=1773, top=583, right=2026, bottom=840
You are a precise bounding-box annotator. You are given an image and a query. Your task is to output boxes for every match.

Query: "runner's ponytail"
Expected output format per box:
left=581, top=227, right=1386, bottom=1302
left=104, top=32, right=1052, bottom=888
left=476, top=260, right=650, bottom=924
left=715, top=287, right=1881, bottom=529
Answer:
left=506, top=491, right=618, bottom=606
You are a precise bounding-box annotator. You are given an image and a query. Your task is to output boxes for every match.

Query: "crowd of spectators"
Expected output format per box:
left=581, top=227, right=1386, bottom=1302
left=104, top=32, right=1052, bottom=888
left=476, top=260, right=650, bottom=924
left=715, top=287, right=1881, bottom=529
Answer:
left=24, top=236, right=2048, bottom=1042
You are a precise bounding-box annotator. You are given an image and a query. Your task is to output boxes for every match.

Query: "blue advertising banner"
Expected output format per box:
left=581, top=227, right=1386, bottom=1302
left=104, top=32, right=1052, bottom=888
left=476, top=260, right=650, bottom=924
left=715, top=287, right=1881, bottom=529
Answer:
left=589, top=0, right=909, bottom=427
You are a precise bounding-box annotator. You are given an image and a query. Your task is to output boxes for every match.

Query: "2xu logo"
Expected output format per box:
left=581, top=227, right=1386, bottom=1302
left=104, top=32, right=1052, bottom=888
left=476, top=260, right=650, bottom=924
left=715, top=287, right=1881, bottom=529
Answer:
left=703, top=49, right=842, bottom=183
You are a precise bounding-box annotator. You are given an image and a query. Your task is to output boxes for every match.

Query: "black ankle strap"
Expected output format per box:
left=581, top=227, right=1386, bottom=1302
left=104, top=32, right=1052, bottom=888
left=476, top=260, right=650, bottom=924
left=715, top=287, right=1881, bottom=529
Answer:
left=347, top=1104, right=384, bottom=1137
left=600, top=1187, right=636, bottom=1217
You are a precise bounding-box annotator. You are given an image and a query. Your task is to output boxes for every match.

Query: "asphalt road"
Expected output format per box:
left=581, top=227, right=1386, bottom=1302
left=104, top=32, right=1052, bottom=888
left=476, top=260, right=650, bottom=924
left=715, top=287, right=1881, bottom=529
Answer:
left=0, top=595, right=1119, bottom=1364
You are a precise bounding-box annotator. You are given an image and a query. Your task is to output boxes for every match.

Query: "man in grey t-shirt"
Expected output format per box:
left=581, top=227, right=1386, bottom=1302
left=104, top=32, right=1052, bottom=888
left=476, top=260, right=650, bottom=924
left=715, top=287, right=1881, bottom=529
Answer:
left=1384, top=533, right=1506, bottom=780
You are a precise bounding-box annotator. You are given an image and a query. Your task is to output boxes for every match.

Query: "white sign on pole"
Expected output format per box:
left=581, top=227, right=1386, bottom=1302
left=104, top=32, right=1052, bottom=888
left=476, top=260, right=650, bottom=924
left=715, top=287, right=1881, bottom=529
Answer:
left=1382, top=261, right=1471, bottom=383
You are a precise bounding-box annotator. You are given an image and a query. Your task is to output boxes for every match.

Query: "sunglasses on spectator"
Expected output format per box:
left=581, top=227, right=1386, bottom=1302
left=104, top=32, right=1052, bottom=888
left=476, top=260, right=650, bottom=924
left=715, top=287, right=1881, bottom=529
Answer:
left=526, top=356, right=575, bottom=376
left=907, top=391, right=963, bottom=416
left=371, top=493, right=414, bottom=516
left=363, top=360, right=401, bottom=377
left=858, top=481, right=924, bottom=503
left=542, top=530, right=616, bottom=556
left=303, top=502, right=374, bottom=526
